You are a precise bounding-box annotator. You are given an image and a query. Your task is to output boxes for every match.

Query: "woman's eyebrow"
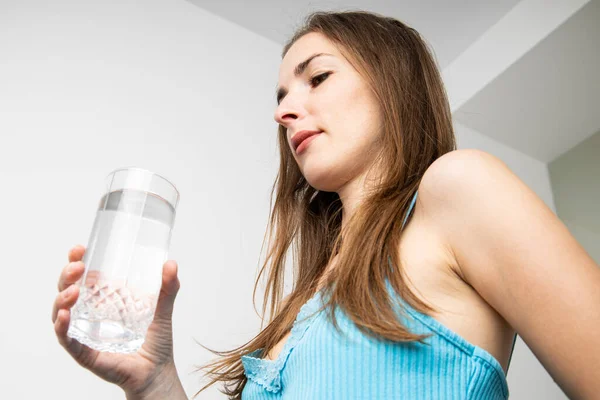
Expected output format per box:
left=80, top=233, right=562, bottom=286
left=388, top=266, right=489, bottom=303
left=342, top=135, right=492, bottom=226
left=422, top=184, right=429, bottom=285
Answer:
left=276, top=53, right=334, bottom=104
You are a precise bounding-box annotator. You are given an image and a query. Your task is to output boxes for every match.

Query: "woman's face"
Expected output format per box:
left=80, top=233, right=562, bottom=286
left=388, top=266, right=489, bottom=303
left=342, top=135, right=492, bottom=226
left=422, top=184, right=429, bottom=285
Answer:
left=274, top=32, right=383, bottom=193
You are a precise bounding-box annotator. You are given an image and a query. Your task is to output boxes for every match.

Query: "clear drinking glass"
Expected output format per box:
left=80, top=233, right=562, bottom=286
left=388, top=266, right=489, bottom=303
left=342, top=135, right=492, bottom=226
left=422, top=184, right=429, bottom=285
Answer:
left=67, top=167, right=180, bottom=353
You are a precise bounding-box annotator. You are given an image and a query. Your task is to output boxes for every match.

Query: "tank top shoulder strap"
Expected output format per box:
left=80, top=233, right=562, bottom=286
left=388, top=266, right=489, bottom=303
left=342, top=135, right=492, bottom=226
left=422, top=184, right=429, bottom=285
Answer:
left=402, top=190, right=418, bottom=230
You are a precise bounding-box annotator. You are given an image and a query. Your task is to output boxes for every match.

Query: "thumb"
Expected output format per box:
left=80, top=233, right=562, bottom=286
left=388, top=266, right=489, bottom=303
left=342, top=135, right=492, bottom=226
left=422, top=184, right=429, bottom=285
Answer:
left=154, top=260, right=180, bottom=322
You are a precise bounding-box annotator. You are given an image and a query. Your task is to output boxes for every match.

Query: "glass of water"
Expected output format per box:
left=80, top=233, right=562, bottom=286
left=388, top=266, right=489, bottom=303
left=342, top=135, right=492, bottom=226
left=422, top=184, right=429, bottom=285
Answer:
left=67, top=167, right=179, bottom=354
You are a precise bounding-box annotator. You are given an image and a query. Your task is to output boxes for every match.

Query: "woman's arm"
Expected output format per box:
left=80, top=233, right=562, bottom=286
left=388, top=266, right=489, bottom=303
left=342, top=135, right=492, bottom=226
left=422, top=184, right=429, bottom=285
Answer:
left=419, top=149, right=600, bottom=400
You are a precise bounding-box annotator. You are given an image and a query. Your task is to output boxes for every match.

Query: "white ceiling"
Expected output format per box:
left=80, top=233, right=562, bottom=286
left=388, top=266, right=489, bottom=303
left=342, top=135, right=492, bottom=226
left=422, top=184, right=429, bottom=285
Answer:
left=187, top=0, right=599, bottom=163
left=186, top=0, right=520, bottom=69
left=454, top=0, right=600, bottom=162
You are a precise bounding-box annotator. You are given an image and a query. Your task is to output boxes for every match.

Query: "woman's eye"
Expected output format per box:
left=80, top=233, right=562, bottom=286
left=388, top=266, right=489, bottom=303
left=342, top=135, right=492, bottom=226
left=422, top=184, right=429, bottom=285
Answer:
left=310, top=72, right=330, bottom=87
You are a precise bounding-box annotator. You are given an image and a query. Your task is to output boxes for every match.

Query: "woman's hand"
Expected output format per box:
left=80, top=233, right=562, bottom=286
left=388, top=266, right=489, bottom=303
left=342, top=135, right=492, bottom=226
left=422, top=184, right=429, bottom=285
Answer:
left=52, top=245, right=183, bottom=397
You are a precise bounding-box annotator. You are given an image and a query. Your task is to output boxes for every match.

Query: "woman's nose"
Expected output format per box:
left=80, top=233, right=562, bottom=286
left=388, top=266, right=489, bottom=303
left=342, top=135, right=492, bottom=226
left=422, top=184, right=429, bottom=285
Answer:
left=274, top=88, right=308, bottom=126
left=274, top=105, right=298, bottom=126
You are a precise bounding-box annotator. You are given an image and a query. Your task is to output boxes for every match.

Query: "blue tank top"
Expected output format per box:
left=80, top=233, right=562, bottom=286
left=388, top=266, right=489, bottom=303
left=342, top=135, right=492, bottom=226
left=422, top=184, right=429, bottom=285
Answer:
left=241, top=191, right=517, bottom=399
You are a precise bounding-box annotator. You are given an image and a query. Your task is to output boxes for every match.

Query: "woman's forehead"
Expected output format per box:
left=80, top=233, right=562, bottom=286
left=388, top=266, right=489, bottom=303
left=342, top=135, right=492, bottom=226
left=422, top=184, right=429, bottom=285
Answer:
left=278, top=33, right=341, bottom=79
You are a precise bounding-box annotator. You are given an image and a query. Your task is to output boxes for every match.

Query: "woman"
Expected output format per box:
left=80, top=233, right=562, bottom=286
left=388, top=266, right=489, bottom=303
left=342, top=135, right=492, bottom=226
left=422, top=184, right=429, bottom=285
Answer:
left=52, top=10, right=599, bottom=400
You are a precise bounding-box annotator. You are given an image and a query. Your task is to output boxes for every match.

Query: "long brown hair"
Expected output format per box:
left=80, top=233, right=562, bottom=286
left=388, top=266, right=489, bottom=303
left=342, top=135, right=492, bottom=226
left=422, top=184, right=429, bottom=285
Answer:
left=192, top=10, right=456, bottom=399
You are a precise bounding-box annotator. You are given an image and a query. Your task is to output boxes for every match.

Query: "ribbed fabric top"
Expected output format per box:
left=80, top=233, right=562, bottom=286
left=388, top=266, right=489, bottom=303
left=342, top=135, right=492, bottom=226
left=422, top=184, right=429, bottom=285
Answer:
left=241, top=191, right=517, bottom=399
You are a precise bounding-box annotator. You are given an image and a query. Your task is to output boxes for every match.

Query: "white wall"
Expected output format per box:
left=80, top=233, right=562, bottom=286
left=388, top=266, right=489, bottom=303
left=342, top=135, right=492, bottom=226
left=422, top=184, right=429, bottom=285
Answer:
left=549, top=130, right=600, bottom=265
left=0, top=1, right=281, bottom=399
left=0, top=1, right=565, bottom=399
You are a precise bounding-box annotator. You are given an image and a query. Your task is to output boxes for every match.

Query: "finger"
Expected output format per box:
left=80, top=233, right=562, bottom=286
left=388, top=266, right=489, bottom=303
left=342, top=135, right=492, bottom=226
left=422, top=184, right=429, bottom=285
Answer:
left=55, top=309, right=70, bottom=341
left=52, top=284, right=79, bottom=323
left=162, top=260, right=180, bottom=296
left=55, top=309, right=77, bottom=351
left=68, top=245, right=86, bottom=263
left=54, top=309, right=84, bottom=357
left=154, top=260, right=180, bottom=322
left=55, top=309, right=99, bottom=369
left=57, top=261, right=85, bottom=292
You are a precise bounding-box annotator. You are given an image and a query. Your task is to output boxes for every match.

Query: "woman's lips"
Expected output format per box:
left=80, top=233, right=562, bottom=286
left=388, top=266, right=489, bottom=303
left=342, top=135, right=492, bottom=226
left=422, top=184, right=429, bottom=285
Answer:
left=292, top=130, right=322, bottom=150
left=295, top=132, right=322, bottom=155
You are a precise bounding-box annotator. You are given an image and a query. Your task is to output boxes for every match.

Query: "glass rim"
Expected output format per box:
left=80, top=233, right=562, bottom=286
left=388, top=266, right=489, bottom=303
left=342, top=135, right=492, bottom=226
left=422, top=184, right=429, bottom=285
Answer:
left=104, top=166, right=180, bottom=202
